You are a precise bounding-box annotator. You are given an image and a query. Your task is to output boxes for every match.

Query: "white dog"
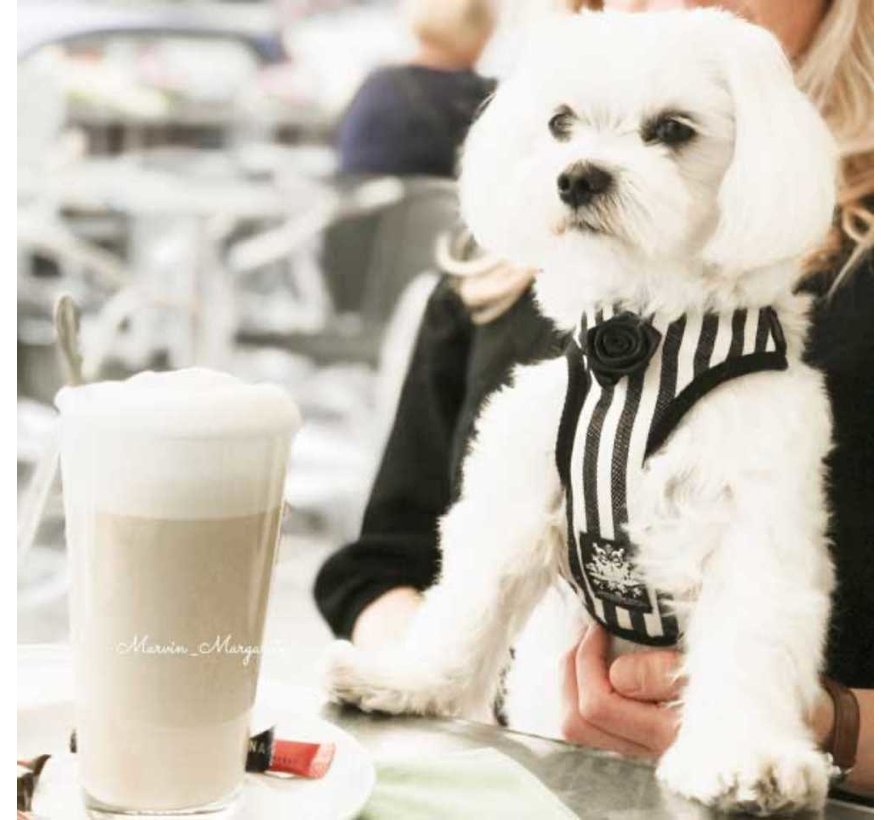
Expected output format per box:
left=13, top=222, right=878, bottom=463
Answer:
left=327, top=9, right=838, bottom=815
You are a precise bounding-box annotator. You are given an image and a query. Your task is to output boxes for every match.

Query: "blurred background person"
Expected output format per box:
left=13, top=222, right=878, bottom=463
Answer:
left=336, top=0, right=497, bottom=177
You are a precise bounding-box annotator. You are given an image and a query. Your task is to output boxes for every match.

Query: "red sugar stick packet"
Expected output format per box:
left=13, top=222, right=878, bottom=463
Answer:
left=245, top=728, right=335, bottom=779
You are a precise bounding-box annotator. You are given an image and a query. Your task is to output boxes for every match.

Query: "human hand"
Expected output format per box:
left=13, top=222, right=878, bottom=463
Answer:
left=451, top=263, right=535, bottom=324
left=560, top=624, right=683, bottom=758
left=350, top=586, right=423, bottom=650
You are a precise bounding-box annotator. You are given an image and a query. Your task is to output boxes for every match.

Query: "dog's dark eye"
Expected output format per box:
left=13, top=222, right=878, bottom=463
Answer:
left=643, top=115, right=696, bottom=147
left=548, top=107, right=575, bottom=141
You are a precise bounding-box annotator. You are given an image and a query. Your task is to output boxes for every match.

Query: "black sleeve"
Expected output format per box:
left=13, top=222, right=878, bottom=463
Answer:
left=313, top=279, right=473, bottom=638
left=804, top=253, right=874, bottom=689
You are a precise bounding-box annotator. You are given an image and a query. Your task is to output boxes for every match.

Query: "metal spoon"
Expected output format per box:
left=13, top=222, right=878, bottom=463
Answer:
left=17, top=295, right=84, bottom=556
left=53, top=294, right=84, bottom=387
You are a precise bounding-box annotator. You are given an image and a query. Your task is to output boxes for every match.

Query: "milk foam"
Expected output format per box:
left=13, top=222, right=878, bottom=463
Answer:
left=57, top=369, right=300, bottom=518
left=56, top=368, right=300, bottom=437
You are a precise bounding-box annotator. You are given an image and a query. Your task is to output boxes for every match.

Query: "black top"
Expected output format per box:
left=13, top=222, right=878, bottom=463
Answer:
left=336, top=65, right=494, bottom=178
left=803, top=253, right=874, bottom=689
left=313, top=254, right=874, bottom=689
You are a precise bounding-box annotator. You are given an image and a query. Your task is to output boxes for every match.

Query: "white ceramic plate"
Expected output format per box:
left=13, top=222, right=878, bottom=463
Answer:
left=18, top=697, right=376, bottom=820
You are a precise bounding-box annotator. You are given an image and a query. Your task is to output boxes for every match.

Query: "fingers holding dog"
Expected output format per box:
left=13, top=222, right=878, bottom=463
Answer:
left=608, top=648, right=684, bottom=703
left=560, top=625, right=682, bottom=758
left=560, top=639, right=652, bottom=758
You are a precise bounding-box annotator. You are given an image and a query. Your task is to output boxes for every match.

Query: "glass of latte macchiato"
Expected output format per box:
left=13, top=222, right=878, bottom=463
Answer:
left=56, top=369, right=300, bottom=815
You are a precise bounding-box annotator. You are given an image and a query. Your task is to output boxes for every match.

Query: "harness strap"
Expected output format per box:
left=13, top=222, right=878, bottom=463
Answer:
left=556, top=340, right=589, bottom=487
left=645, top=309, right=787, bottom=458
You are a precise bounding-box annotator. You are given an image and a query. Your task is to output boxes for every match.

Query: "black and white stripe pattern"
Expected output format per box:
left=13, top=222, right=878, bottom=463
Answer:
left=558, top=306, right=787, bottom=646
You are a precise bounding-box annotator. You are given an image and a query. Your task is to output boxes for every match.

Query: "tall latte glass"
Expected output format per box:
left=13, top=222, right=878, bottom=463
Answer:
left=57, top=369, right=299, bottom=815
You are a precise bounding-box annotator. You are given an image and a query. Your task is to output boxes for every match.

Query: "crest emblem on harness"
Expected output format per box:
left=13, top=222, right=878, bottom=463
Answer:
left=580, top=532, right=651, bottom=611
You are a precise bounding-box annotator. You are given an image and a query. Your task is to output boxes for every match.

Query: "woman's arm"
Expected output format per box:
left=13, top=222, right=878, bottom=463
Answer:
left=351, top=586, right=423, bottom=649
left=313, top=279, right=473, bottom=640
left=314, top=277, right=562, bottom=644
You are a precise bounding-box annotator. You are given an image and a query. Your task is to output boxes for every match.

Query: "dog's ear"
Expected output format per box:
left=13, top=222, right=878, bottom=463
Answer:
left=458, top=77, right=526, bottom=259
left=702, top=18, right=837, bottom=273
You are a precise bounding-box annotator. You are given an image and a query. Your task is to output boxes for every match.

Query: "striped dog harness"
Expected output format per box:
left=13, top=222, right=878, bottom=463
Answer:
left=555, top=305, right=788, bottom=646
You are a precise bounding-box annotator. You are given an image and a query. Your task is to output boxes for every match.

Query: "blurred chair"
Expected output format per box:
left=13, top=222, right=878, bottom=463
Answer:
left=238, top=175, right=457, bottom=363
left=229, top=175, right=458, bottom=540
left=323, top=176, right=458, bottom=358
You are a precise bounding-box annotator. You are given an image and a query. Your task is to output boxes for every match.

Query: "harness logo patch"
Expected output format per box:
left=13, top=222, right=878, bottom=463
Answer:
left=579, top=532, right=652, bottom=612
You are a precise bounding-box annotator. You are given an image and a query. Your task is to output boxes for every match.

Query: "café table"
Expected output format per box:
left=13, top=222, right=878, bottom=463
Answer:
left=17, top=644, right=873, bottom=819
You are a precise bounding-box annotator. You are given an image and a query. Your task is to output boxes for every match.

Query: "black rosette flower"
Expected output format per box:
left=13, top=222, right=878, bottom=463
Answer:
left=585, top=312, right=662, bottom=387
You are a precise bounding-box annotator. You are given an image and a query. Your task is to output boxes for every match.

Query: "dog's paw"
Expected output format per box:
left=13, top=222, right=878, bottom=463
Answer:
left=323, top=640, right=461, bottom=717
left=323, top=640, right=405, bottom=714
left=656, top=731, right=833, bottom=815
left=323, top=640, right=363, bottom=704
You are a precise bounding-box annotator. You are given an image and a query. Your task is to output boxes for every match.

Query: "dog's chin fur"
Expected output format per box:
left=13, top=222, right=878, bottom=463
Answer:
left=327, top=9, right=839, bottom=815
left=531, top=238, right=810, bottom=340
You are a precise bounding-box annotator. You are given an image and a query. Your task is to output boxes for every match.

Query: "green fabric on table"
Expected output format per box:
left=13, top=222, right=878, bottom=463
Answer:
left=363, top=747, right=579, bottom=820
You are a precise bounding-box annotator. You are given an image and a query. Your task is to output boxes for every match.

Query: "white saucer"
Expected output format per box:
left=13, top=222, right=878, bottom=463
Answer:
left=18, top=696, right=376, bottom=820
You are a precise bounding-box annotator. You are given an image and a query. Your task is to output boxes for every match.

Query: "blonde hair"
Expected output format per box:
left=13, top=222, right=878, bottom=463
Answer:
left=405, top=0, right=496, bottom=61
left=796, top=0, right=874, bottom=280
left=564, top=0, right=874, bottom=281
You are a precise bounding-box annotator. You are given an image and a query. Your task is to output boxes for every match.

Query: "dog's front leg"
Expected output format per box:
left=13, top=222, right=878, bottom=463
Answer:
left=326, top=359, right=568, bottom=719
left=656, top=486, right=835, bottom=815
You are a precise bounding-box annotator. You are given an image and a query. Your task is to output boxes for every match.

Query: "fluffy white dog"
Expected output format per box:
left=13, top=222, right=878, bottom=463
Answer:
left=327, top=9, right=838, bottom=814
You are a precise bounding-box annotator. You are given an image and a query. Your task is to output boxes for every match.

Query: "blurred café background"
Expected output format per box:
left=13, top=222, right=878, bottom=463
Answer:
left=17, top=0, right=547, bottom=677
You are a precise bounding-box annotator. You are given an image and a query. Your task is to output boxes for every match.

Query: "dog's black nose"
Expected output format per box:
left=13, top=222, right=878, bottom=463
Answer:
left=557, top=163, right=613, bottom=208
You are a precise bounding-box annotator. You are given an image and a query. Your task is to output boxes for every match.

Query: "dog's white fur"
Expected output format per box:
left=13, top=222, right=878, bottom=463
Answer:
left=327, top=9, right=838, bottom=814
